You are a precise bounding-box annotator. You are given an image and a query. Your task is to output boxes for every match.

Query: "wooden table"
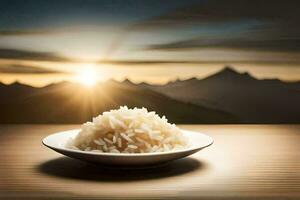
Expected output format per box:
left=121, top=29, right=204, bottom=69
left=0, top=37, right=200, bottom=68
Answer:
left=0, top=125, right=299, bottom=199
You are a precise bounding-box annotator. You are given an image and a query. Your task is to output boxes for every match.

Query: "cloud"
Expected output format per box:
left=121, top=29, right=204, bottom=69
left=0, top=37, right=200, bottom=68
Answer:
left=143, top=37, right=300, bottom=53
left=0, top=64, right=70, bottom=74
left=0, top=26, right=100, bottom=37
left=132, top=0, right=300, bottom=54
left=104, top=0, right=300, bottom=58
left=130, top=0, right=300, bottom=31
left=0, top=48, right=72, bottom=62
left=0, top=30, right=55, bottom=36
left=99, top=59, right=195, bottom=65
left=98, top=59, right=300, bottom=66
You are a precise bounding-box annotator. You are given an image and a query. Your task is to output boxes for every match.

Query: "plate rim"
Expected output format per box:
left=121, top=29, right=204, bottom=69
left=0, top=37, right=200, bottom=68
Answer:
left=42, top=129, right=214, bottom=157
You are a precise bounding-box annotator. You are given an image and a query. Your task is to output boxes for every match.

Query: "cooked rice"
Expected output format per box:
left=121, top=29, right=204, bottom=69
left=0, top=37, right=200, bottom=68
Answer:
left=66, top=106, right=188, bottom=153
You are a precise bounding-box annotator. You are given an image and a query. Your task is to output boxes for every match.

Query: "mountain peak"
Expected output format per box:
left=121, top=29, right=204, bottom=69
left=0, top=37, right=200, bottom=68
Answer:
left=219, top=66, right=239, bottom=74
left=207, top=66, right=255, bottom=81
left=10, top=81, right=22, bottom=85
left=120, top=78, right=137, bottom=87
left=9, top=81, right=29, bottom=87
left=122, top=78, right=134, bottom=84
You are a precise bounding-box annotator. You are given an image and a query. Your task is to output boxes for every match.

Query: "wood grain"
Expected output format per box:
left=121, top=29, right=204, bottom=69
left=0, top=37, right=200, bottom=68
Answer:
left=0, top=125, right=299, bottom=199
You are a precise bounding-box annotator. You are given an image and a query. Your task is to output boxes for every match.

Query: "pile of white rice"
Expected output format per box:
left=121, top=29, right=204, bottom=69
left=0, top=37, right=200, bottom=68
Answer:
left=67, top=106, right=188, bottom=153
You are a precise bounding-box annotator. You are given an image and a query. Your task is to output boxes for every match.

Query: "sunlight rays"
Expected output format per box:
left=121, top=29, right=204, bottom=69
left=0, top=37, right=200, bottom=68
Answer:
left=77, top=70, right=98, bottom=86
left=75, top=64, right=100, bottom=87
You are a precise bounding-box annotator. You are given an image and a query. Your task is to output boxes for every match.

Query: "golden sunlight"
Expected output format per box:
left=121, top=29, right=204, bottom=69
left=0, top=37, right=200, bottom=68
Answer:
left=76, top=68, right=98, bottom=87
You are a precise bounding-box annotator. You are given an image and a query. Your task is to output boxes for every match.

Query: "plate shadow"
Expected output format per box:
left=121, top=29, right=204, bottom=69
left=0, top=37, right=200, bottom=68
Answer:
left=37, top=157, right=208, bottom=182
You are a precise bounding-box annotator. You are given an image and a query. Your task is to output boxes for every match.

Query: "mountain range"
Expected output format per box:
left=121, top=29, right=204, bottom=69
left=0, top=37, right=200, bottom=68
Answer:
left=0, top=78, right=237, bottom=124
left=143, top=67, right=300, bottom=123
left=0, top=67, right=299, bottom=124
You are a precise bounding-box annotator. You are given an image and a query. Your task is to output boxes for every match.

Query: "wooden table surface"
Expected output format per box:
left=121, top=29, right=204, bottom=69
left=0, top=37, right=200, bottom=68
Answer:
left=0, top=125, right=299, bottom=199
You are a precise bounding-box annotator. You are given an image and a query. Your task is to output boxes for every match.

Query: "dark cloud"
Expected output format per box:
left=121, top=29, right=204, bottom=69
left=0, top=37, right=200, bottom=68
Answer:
left=130, top=0, right=300, bottom=30
left=104, top=0, right=300, bottom=58
left=0, top=26, right=101, bottom=36
left=0, top=49, right=72, bottom=62
left=130, top=0, right=300, bottom=54
left=143, top=37, right=300, bottom=53
left=0, top=30, right=55, bottom=36
left=100, top=60, right=196, bottom=65
left=98, top=59, right=300, bottom=66
left=0, top=64, right=70, bottom=74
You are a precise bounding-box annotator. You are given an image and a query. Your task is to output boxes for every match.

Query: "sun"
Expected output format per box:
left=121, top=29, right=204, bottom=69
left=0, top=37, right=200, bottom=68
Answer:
left=76, top=69, right=98, bottom=87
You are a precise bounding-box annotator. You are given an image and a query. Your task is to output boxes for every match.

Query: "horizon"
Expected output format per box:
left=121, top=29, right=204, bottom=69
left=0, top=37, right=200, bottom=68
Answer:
left=2, top=66, right=299, bottom=88
left=0, top=0, right=300, bottom=86
left=1, top=62, right=300, bottom=87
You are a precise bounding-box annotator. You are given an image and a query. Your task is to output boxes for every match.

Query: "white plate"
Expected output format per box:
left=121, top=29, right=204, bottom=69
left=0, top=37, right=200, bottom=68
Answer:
left=42, top=129, right=213, bottom=166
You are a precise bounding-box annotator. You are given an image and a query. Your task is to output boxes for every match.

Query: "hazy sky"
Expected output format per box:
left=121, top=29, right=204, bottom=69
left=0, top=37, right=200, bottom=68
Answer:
left=0, top=0, right=300, bottom=86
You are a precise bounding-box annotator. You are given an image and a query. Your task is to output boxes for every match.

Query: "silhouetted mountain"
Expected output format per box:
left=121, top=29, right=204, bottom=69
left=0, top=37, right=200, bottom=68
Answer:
left=146, top=67, right=300, bottom=123
left=2, top=66, right=299, bottom=124
left=0, top=80, right=238, bottom=124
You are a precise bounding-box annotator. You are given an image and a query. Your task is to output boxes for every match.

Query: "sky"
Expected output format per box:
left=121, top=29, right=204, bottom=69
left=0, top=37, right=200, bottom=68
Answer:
left=0, top=0, right=300, bottom=86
